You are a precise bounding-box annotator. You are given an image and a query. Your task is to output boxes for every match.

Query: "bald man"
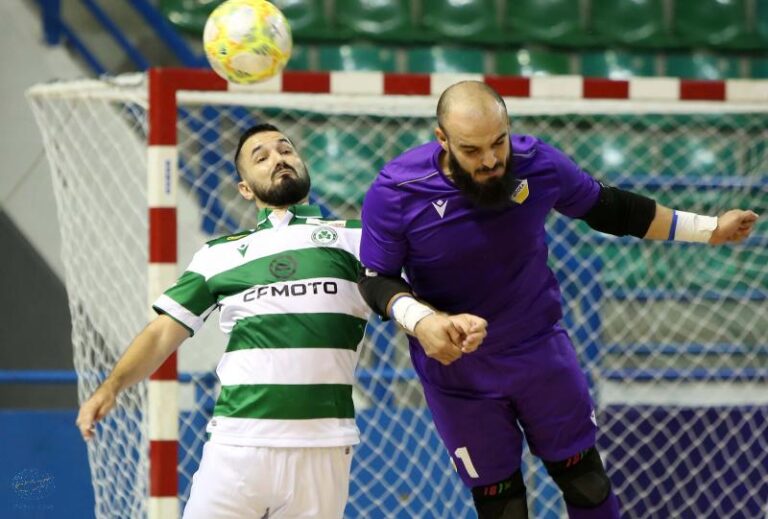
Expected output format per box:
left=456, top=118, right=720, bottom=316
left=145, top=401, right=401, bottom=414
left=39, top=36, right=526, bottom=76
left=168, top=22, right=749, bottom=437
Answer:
left=357, top=81, right=758, bottom=519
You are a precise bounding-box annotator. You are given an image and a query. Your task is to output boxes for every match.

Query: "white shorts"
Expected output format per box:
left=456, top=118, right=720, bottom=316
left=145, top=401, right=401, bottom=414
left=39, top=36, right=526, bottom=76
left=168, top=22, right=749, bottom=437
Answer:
left=182, top=442, right=354, bottom=519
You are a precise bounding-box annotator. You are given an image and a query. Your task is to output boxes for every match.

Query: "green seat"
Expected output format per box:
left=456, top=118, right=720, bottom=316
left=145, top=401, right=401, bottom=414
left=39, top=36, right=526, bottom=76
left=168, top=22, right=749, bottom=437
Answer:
left=421, top=0, right=505, bottom=45
left=302, top=129, right=384, bottom=210
left=317, top=44, right=397, bottom=72
left=283, top=44, right=310, bottom=71
left=506, top=0, right=592, bottom=47
left=664, top=189, right=756, bottom=221
left=160, top=0, right=334, bottom=40
left=406, top=47, right=485, bottom=73
left=758, top=0, right=768, bottom=45
left=592, top=244, right=649, bottom=292
left=665, top=52, right=741, bottom=79
left=335, top=0, right=417, bottom=42
left=660, top=133, right=737, bottom=178
left=749, top=57, right=768, bottom=78
left=596, top=243, right=768, bottom=293
left=591, top=0, right=672, bottom=48
left=395, top=129, right=436, bottom=155
left=580, top=50, right=656, bottom=79
left=673, top=0, right=758, bottom=49
left=496, top=48, right=571, bottom=76
left=572, top=133, right=650, bottom=182
left=272, top=0, right=334, bottom=40
left=159, top=0, right=221, bottom=34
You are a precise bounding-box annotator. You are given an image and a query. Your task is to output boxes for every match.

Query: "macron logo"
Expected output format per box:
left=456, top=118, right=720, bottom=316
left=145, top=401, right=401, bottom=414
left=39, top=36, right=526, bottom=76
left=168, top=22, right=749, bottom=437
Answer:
left=432, top=199, right=448, bottom=218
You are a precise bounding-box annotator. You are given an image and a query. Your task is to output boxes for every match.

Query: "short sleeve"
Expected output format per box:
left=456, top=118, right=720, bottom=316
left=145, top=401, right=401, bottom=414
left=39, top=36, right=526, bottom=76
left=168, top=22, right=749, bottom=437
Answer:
left=546, top=143, right=601, bottom=218
left=152, top=247, right=217, bottom=335
left=360, top=172, right=408, bottom=276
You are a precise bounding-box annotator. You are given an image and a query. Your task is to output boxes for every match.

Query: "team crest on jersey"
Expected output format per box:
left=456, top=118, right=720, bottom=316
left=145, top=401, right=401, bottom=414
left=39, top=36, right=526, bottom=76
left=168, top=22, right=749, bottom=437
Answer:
left=311, top=226, right=338, bottom=245
left=510, top=179, right=529, bottom=204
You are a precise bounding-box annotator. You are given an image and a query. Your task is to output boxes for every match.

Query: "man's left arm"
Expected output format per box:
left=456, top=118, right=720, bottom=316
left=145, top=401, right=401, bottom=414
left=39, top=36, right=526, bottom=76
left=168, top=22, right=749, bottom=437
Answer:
left=581, top=183, right=759, bottom=245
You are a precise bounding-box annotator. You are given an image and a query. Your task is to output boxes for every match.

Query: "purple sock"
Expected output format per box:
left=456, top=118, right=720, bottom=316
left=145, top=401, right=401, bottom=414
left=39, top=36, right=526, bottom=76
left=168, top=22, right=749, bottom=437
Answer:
left=566, top=492, right=621, bottom=519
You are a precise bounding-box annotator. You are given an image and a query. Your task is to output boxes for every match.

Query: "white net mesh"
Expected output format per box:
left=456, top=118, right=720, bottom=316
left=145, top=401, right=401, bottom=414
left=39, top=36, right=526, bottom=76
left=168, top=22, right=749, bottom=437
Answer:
left=28, top=73, right=768, bottom=518
left=28, top=78, right=149, bottom=518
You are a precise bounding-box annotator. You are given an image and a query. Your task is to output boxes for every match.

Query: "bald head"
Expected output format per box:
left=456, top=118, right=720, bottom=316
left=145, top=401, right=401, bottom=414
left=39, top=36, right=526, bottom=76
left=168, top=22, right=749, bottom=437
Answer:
left=436, top=81, right=508, bottom=134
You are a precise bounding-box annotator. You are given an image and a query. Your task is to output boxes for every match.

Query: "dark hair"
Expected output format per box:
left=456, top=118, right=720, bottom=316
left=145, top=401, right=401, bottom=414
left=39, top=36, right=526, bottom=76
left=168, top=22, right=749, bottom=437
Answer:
left=234, top=123, right=282, bottom=177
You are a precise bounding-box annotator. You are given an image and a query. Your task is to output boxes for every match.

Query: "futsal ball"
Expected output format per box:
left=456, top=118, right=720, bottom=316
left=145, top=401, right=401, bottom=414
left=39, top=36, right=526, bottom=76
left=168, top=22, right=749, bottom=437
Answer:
left=203, top=0, right=293, bottom=84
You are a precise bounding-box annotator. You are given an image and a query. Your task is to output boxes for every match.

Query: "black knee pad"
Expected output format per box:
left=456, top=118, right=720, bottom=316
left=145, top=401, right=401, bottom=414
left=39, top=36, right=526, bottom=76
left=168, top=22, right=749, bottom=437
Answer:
left=544, top=447, right=612, bottom=508
left=471, top=470, right=528, bottom=519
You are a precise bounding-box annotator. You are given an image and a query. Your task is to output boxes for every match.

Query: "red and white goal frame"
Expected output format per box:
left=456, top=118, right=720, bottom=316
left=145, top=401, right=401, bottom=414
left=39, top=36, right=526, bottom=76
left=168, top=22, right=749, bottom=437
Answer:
left=29, top=68, right=768, bottom=518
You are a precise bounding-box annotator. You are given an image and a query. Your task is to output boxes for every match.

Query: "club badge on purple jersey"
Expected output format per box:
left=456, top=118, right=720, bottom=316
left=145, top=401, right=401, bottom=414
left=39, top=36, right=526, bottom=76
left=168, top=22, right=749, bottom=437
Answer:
left=510, top=178, right=529, bottom=204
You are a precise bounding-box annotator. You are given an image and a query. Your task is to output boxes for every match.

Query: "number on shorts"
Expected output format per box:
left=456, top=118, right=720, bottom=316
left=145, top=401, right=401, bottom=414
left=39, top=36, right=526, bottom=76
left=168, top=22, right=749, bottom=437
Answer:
left=454, top=446, right=479, bottom=478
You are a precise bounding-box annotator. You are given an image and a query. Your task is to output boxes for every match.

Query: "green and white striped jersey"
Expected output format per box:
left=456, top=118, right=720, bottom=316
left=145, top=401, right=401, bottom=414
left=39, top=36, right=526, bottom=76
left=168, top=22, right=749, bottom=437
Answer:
left=153, top=205, right=370, bottom=448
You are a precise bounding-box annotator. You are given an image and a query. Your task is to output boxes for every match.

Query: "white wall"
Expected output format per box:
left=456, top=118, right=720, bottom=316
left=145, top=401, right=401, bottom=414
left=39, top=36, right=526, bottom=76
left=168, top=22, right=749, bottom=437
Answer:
left=0, top=2, right=83, bottom=279
left=0, top=2, right=227, bottom=371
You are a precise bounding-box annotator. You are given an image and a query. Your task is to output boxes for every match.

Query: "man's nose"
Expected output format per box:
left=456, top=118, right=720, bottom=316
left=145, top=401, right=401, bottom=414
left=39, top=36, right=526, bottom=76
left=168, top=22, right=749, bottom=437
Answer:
left=482, top=151, right=497, bottom=168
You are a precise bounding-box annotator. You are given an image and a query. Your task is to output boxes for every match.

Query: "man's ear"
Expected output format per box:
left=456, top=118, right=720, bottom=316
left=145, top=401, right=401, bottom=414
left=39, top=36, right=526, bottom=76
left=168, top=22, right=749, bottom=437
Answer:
left=238, top=180, right=255, bottom=201
left=435, top=126, right=449, bottom=152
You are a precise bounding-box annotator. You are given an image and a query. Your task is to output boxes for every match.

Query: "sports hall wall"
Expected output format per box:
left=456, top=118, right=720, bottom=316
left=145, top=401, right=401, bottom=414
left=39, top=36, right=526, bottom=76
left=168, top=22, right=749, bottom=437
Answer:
left=1, top=3, right=99, bottom=516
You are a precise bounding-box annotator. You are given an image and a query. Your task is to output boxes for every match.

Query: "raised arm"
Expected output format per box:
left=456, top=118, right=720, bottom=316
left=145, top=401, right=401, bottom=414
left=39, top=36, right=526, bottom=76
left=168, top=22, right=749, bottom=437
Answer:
left=642, top=204, right=759, bottom=244
left=581, top=184, right=759, bottom=245
left=75, top=314, right=190, bottom=441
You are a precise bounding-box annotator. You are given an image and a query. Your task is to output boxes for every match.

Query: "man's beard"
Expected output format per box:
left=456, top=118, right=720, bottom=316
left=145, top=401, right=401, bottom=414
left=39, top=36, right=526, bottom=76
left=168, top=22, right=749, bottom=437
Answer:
left=448, top=150, right=516, bottom=209
left=251, top=163, right=311, bottom=207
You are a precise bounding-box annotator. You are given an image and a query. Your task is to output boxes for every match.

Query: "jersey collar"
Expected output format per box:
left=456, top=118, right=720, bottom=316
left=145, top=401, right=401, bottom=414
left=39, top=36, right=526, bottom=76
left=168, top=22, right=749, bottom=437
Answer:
left=256, top=204, right=323, bottom=230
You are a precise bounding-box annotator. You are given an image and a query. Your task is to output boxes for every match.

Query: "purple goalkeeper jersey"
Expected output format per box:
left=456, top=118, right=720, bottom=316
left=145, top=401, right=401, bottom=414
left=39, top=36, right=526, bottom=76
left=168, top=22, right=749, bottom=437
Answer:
left=360, top=135, right=601, bottom=350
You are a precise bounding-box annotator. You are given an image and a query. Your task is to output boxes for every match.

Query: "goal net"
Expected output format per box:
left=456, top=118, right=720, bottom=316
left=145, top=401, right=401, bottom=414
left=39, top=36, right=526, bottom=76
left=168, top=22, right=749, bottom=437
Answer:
left=28, top=70, right=768, bottom=518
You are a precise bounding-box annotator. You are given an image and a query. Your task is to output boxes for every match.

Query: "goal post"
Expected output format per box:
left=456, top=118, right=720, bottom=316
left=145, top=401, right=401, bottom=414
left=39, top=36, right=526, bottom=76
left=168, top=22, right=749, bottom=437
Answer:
left=146, top=68, right=227, bottom=519
left=27, top=68, right=768, bottom=518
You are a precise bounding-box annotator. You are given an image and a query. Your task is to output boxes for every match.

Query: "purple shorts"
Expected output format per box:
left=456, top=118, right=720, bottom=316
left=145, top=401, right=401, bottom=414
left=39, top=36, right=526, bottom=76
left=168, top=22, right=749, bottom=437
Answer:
left=410, top=325, right=597, bottom=487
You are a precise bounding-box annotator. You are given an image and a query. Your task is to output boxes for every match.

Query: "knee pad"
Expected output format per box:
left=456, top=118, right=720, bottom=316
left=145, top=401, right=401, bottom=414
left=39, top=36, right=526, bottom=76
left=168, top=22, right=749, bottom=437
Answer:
left=471, top=470, right=528, bottom=519
left=544, top=447, right=612, bottom=508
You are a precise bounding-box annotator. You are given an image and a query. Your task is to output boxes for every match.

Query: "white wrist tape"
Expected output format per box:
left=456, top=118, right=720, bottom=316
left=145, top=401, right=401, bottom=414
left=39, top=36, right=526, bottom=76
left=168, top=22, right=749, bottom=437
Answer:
left=669, top=210, right=718, bottom=243
left=391, top=296, right=435, bottom=334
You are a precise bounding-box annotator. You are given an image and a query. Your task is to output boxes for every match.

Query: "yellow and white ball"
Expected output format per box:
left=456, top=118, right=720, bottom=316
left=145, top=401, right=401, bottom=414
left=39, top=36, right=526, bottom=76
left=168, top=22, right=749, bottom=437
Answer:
left=203, top=0, right=293, bottom=84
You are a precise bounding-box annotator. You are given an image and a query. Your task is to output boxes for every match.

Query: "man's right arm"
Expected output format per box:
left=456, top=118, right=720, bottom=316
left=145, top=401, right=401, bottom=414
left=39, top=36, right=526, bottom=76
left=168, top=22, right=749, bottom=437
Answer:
left=359, top=172, right=487, bottom=364
left=358, top=270, right=487, bottom=365
left=75, top=314, right=190, bottom=441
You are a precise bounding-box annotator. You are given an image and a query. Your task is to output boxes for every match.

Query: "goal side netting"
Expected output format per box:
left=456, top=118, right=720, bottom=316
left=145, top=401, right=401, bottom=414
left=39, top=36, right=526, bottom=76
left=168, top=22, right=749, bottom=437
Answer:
left=27, top=70, right=768, bottom=518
